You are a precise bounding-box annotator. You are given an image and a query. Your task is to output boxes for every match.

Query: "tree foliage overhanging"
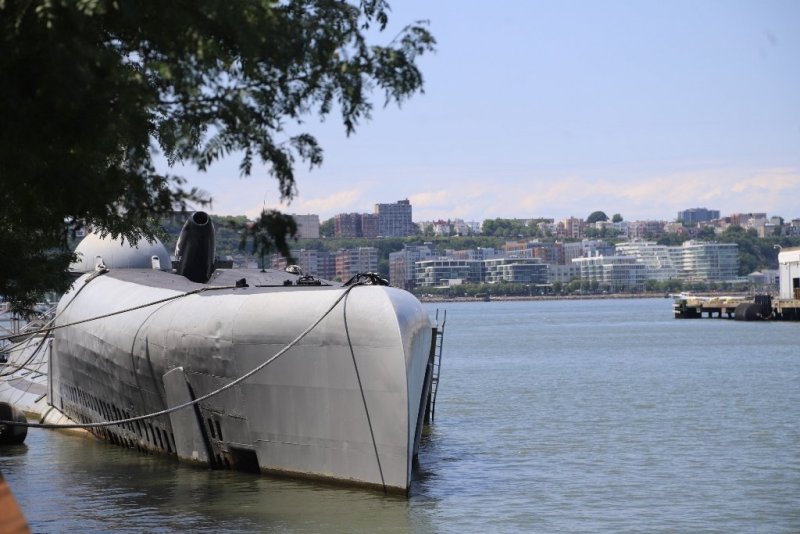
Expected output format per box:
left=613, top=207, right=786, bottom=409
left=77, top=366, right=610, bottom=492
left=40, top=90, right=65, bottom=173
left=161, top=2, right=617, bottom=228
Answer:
left=0, top=0, right=434, bottom=310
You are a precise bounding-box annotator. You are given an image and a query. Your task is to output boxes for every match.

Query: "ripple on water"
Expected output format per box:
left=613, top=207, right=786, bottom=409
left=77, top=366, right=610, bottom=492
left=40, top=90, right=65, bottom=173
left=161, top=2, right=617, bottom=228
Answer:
left=2, top=299, right=799, bottom=532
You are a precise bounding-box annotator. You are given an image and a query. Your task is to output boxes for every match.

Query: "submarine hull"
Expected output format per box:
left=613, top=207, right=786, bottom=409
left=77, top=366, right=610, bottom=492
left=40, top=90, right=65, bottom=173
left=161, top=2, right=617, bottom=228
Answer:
left=51, top=268, right=432, bottom=492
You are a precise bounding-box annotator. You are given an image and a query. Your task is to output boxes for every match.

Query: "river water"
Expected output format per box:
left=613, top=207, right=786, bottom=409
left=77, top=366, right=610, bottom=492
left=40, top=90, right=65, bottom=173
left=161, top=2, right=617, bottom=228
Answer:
left=2, top=298, right=798, bottom=532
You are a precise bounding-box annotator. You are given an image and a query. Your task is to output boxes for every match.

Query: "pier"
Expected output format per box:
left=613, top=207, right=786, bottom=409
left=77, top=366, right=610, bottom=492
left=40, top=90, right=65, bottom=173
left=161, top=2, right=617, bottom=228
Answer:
left=675, top=246, right=800, bottom=321
left=673, top=294, right=800, bottom=321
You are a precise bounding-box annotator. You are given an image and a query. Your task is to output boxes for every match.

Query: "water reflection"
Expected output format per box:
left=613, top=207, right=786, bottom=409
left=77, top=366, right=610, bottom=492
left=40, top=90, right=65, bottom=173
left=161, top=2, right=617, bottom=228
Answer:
left=2, top=428, right=427, bottom=533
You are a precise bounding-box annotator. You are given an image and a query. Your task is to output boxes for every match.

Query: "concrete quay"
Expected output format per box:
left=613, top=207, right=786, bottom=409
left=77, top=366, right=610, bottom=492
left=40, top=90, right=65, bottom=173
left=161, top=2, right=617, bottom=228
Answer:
left=673, top=294, right=800, bottom=321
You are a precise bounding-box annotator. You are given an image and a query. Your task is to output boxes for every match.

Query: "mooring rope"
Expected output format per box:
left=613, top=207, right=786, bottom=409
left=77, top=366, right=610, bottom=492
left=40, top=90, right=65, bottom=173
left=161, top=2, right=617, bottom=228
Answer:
left=0, top=268, right=108, bottom=345
left=343, top=290, right=387, bottom=493
left=0, top=273, right=101, bottom=377
left=0, top=272, right=235, bottom=382
left=0, top=284, right=241, bottom=343
left=0, top=334, right=49, bottom=378
left=0, top=284, right=358, bottom=429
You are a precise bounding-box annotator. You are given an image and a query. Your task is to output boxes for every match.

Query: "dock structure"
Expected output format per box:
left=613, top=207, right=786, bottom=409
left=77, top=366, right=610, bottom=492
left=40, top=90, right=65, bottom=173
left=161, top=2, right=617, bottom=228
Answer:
left=673, top=294, right=800, bottom=321
left=675, top=246, right=800, bottom=321
left=774, top=298, right=800, bottom=321
left=673, top=296, right=742, bottom=319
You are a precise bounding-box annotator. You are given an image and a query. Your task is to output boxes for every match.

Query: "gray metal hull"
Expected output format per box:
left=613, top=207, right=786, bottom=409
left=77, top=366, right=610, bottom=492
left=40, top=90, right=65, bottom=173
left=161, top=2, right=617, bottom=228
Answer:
left=51, top=269, right=432, bottom=492
left=0, top=334, right=50, bottom=417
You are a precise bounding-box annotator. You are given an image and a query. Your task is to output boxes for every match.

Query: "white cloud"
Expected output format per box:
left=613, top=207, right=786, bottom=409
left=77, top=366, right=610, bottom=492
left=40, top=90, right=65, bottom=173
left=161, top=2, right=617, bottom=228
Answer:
left=409, top=190, right=451, bottom=207
left=240, top=185, right=375, bottom=220
left=407, top=166, right=800, bottom=222
left=197, top=162, right=800, bottom=223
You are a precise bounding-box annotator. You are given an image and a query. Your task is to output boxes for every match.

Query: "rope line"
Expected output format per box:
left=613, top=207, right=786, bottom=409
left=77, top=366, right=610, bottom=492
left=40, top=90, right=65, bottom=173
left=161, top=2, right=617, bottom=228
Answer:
left=1, top=285, right=358, bottom=429
left=0, top=268, right=105, bottom=347
left=0, top=335, right=49, bottom=379
left=0, top=284, right=241, bottom=343
left=343, top=290, right=387, bottom=493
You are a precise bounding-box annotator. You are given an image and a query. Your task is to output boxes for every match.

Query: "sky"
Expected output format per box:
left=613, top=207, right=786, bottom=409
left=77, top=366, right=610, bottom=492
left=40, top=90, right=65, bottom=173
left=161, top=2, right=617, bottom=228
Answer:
left=172, top=0, right=800, bottom=224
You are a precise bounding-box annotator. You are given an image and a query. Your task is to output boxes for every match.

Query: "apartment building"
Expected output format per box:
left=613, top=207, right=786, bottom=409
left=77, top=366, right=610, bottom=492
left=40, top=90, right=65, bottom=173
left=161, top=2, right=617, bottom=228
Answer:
left=335, top=247, right=378, bottom=281
left=561, top=217, right=586, bottom=239
left=678, top=208, right=720, bottom=225
left=291, top=214, right=320, bottom=239
left=563, top=240, right=615, bottom=264
left=415, top=259, right=484, bottom=287
left=389, top=245, right=433, bottom=289
left=360, top=213, right=380, bottom=238
left=676, top=240, right=740, bottom=282
left=627, top=220, right=667, bottom=239
left=334, top=213, right=362, bottom=238
left=729, top=212, right=767, bottom=226
left=571, top=254, right=647, bottom=291
left=375, top=199, right=413, bottom=237
left=547, top=263, right=582, bottom=284
left=614, top=241, right=679, bottom=280
left=445, top=247, right=499, bottom=261
left=483, top=258, right=548, bottom=284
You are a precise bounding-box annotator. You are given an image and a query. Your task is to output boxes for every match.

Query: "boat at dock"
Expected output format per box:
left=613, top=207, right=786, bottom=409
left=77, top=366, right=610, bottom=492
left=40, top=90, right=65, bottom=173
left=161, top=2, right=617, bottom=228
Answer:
left=1, top=212, right=440, bottom=493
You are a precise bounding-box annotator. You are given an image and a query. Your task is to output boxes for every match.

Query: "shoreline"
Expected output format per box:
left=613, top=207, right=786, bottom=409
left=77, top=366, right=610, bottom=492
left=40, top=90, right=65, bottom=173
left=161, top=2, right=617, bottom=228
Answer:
left=417, top=293, right=668, bottom=303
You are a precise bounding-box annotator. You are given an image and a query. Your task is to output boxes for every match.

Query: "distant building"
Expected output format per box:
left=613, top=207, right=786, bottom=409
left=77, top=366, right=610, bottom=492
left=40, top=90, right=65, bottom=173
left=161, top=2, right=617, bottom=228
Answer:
left=503, top=240, right=564, bottom=264
left=627, top=220, right=667, bottom=239
left=360, top=213, right=380, bottom=238
left=445, top=248, right=498, bottom=261
left=678, top=208, right=720, bottom=226
left=415, top=259, right=484, bottom=287
left=537, top=220, right=557, bottom=236
left=334, top=213, right=361, bottom=238
left=675, top=240, right=740, bottom=282
left=413, top=254, right=548, bottom=287
left=389, top=245, right=432, bottom=289
left=615, top=241, right=679, bottom=280
left=317, top=250, right=337, bottom=280
left=561, top=216, right=586, bottom=239
left=729, top=212, right=767, bottom=226
left=663, top=221, right=686, bottom=234
left=335, top=247, right=378, bottom=281
left=547, top=263, right=581, bottom=284
left=452, top=219, right=480, bottom=236
left=572, top=254, right=647, bottom=291
left=563, top=240, right=614, bottom=264
left=432, top=220, right=451, bottom=236
left=593, top=220, right=629, bottom=238
left=483, top=258, right=548, bottom=284
left=375, top=199, right=413, bottom=237
left=270, top=248, right=336, bottom=280
left=291, top=214, right=320, bottom=239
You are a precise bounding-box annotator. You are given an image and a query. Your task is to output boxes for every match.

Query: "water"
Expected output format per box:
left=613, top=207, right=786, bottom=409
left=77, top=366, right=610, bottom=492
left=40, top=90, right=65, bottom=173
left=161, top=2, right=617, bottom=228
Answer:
left=2, top=298, right=799, bottom=532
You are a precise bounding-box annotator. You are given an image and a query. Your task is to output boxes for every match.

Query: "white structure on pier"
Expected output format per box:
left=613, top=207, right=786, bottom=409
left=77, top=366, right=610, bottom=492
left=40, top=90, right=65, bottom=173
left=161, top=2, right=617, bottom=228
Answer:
left=778, top=247, right=800, bottom=300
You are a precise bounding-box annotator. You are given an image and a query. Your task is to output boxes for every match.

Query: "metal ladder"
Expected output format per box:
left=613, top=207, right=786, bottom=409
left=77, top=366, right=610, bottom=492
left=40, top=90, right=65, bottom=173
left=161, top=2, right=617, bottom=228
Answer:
left=425, top=309, right=446, bottom=424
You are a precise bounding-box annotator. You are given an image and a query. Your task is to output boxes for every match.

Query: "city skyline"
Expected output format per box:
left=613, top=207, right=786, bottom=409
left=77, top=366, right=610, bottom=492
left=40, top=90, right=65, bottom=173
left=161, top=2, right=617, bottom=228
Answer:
left=165, top=0, right=800, bottom=223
